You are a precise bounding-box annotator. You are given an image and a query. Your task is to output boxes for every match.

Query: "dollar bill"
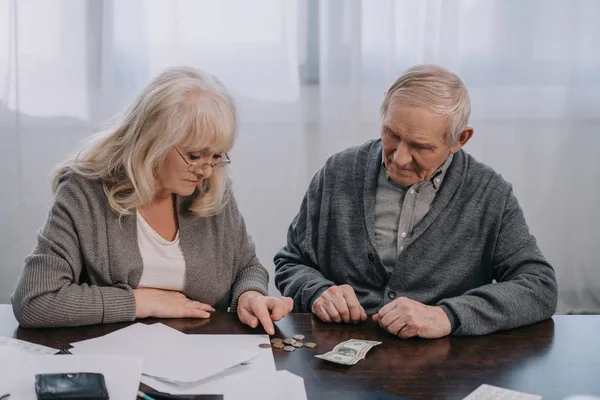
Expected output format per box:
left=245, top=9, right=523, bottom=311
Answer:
left=315, top=339, right=381, bottom=365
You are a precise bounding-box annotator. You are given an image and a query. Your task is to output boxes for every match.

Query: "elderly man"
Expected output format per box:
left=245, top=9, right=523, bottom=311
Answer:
left=274, top=64, right=557, bottom=338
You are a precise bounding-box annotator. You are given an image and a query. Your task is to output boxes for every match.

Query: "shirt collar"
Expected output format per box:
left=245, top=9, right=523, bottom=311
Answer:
left=430, top=153, right=453, bottom=190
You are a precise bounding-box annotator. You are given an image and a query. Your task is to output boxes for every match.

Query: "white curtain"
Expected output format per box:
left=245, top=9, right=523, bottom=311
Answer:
left=1, top=0, right=599, bottom=313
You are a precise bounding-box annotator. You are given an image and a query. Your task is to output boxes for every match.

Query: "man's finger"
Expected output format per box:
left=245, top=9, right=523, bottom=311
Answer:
left=380, top=307, right=405, bottom=328
left=377, top=300, right=397, bottom=318
left=324, top=299, right=343, bottom=323
left=316, top=303, right=332, bottom=323
left=387, top=317, right=409, bottom=337
left=342, top=288, right=363, bottom=323
left=331, top=293, right=351, bottom=323
left=285, top=297, right=294, bottom=313
left=397, top=322, right=417, bottom=339
left=311, top=290, right=328, bottom=314
left=251, top=302, right=275, bottom=335
left=360, top=306, right=368, bottom=321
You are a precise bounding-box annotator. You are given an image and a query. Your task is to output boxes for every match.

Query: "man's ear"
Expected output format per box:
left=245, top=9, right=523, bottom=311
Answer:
left=450, top=126, right=474, bottom=153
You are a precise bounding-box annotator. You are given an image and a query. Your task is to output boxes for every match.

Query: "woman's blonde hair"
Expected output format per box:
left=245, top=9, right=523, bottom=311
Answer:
left=381, top=64, right=471, bottom=146
left=52, top=66, right=237, bottom=217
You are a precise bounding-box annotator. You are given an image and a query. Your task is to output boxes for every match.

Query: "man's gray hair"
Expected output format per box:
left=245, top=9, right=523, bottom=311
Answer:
left=381, top=64, right=471, bottom=145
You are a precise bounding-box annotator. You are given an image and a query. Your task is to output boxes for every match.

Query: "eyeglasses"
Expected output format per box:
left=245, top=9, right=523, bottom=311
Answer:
left=174, top=148, right=231, bottom=171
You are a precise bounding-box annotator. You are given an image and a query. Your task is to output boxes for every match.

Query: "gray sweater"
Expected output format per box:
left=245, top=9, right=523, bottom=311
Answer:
left=11, top=173, right=269, bottom=328
left=274, top=139, right=558, bottom=336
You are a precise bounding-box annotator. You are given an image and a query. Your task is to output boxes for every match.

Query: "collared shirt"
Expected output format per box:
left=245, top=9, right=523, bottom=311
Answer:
left=374, top=154, right=454, bottom=272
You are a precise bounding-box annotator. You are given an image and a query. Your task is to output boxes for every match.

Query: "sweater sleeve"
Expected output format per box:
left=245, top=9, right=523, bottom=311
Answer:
left=11, top=175, right=136, bottom=328
left=274, top=168, right=336, bottom=312
left=437, top=188, right=558, bottom=336
left=228, top=193, right=269, bottom=311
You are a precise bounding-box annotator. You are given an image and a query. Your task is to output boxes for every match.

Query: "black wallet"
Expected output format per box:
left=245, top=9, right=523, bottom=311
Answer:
left=34, top=373, right=109, bottom=400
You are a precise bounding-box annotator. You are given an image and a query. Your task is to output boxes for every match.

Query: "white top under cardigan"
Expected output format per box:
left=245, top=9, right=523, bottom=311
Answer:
left=136, top=211, right=186, bottom=292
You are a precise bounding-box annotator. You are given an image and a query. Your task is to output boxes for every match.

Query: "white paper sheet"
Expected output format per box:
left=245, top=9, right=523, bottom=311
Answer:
left=0, top=336, right=58, bottom=355
left=141, top=335, right=307, bottom=399
left=70, top=323, right=260, bottom=383
left=224, top=370, right=307, bottom=400
left=144, top=369, right=307, bottom=400
left=0, top=347, right=26, bottom=392
left=463, top=384, right=542, bottom=400
left=141, top=334, right=276, bottom=392
left=0, top=347, right=143, bottom=400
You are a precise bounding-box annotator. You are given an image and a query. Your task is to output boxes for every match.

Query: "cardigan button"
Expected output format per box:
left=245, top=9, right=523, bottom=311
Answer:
left=388, top=291, right=397, bottom=300
left=368, top=253, right=375, bottom=262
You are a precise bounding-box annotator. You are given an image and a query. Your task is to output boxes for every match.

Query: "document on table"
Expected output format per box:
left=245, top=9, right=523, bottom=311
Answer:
left=141, top=334, right=274, bottom=390
left=141, top=334, right=307, bottom=400
left=0, top=346, right=143, bottom=400
left=0, top=336, right=57, bottom=355
left=223, top=370, right=307, bottom=400
left=463, top=384, right=542, bottom=400
left=70, top=323, right=261, bottom=384
left=144, top=367, right=307, bottom=400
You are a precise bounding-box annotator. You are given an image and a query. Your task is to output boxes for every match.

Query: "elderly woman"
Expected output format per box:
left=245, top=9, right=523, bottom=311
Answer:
left=12, top=66, right=292, bottom=334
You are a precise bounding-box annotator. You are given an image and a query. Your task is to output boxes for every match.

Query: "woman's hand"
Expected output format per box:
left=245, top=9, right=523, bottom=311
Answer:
left=133, top=288, right=215, bottom=319
left=237, top=290, right=294, bottom=335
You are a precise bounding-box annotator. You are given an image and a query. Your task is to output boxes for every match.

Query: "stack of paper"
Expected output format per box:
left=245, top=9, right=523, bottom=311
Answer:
left=70, top=323, right=260, bottom=385
left=141, top=334, right=307, bottom=400
left=2, top=323, right=307, bottom=399
left=141, top=334, right=273, bottom=390
left=0, top=346, right=143, bottom=400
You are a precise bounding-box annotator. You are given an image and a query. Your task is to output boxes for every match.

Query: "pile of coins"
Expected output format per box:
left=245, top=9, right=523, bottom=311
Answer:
left=259, top=334, right=317, bottom=352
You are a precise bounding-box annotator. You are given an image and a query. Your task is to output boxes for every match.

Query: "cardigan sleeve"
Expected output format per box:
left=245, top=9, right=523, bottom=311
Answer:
left=437, top=188, right=558, bottom=335
left=11, top=174, right=136, bottom=328
left=274, top=168, right=336, bottom=312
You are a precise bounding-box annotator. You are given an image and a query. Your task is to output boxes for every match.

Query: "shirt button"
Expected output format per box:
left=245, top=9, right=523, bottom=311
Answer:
left=409, top=188, right=415, bottom=194
left=435, top=178, right=441, bottom=184
left=401, top=232, right=407, bottom=238
left=399, top=246, right=404, bottom=252
left=388, top=291, right=396, bottom=300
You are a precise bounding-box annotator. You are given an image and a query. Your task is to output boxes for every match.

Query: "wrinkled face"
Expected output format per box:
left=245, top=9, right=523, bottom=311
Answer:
left=155, top=144, right=225, bottom=197
left=381, top=100, right=458, bottom=187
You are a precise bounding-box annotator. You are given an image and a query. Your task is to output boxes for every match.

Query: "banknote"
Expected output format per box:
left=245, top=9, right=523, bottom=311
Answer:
left=315, top=339, right=381, bottom=365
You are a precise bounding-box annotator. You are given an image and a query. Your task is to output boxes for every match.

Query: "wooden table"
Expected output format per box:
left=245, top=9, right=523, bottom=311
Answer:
left=1, top=305, right=599, bottom=399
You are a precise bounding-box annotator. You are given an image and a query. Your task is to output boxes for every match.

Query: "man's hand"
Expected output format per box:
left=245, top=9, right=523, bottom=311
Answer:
left=133, top=288, right=215, bottom=319
left=373, top=297, right=451, bottom=339
left=237, top=290, right=294, bottom=335
left=311, top=285, right=367, bottom=324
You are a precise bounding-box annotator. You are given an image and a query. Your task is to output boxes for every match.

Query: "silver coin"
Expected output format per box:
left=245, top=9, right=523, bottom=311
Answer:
left=304, top=342, right=317, bottom=348
left=283, top=345, right=296, bottom=352
left=283, top=338, right=296, bottom=345
left=292, top=342, right=304, bottom=348
left=258, top=343, right=272, bottom=349
left=292, top=334, right=305, bottom=341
